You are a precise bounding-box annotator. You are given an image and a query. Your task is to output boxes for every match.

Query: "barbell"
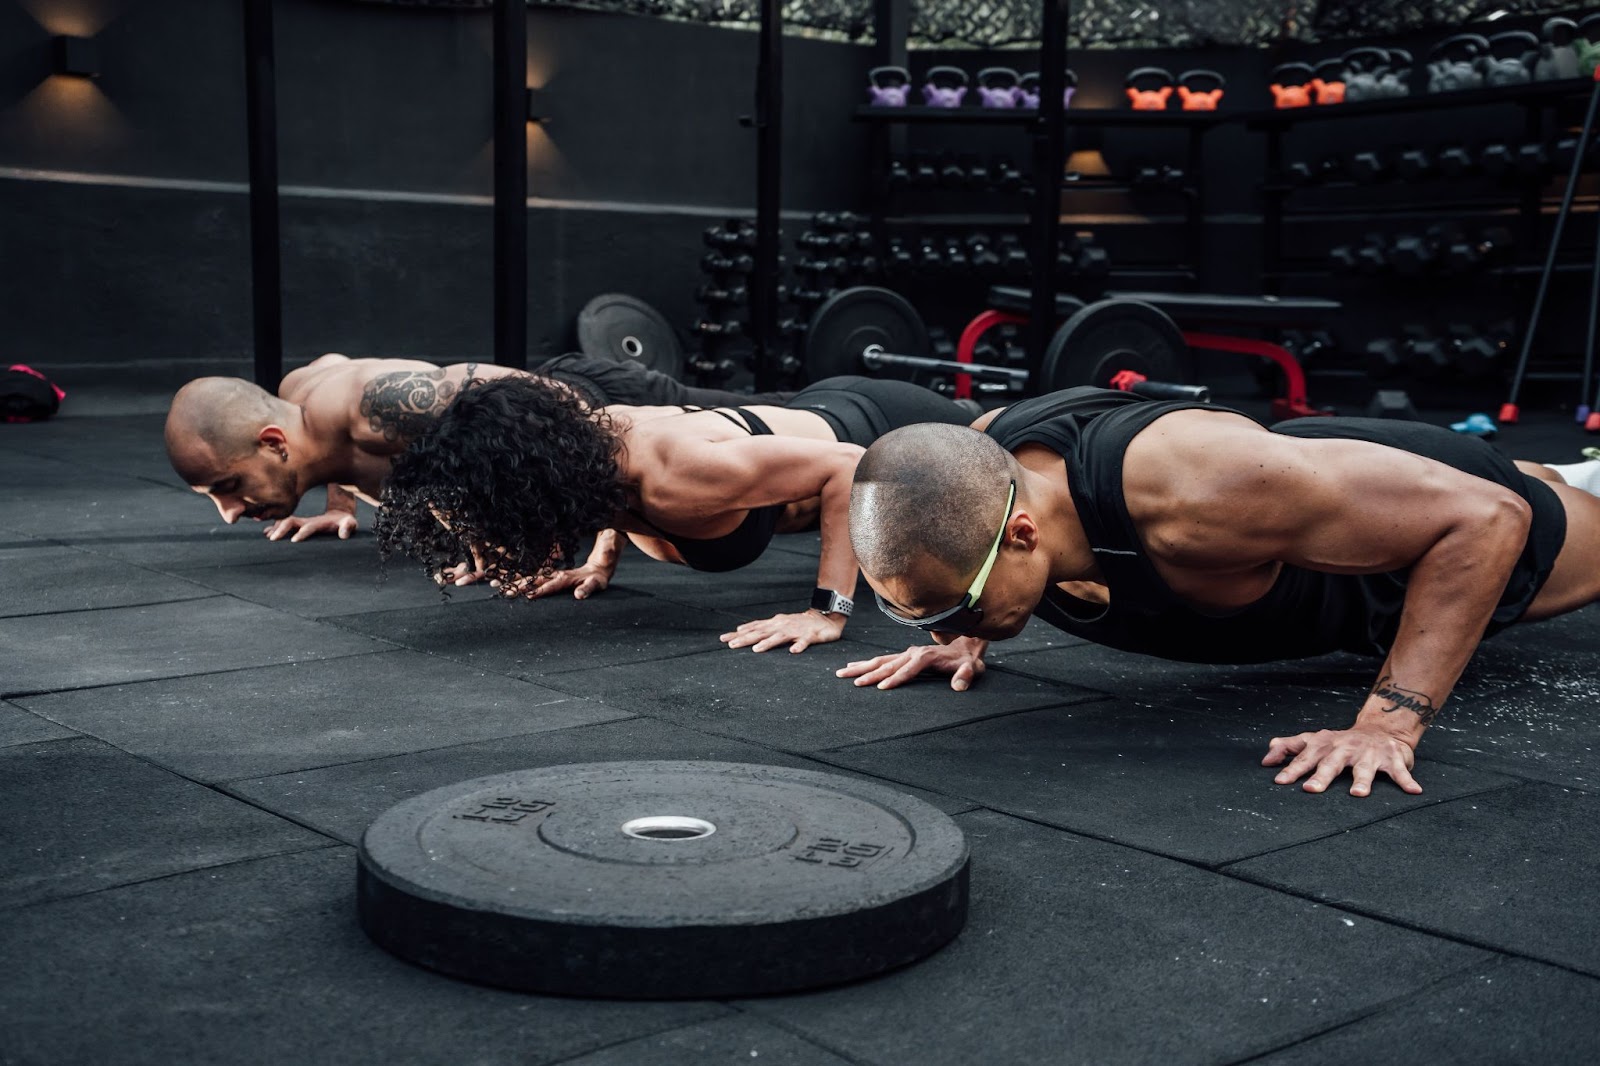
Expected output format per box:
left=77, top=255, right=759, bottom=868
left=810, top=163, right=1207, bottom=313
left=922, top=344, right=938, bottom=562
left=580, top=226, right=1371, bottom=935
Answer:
left=800, top=286, right=1208, bottom=401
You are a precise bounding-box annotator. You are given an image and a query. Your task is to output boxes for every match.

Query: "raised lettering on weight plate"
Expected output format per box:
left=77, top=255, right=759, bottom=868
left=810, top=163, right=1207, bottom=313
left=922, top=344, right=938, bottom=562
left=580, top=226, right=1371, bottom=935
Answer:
left=792, top=837, right=893, bottom=869
left=453, top=796, right=554, bottom=825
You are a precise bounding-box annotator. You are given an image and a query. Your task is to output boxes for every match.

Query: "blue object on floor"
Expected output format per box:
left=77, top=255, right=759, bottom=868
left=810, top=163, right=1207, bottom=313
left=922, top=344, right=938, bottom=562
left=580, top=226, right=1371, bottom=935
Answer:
left=1451, top=412, right=1498, bottom=438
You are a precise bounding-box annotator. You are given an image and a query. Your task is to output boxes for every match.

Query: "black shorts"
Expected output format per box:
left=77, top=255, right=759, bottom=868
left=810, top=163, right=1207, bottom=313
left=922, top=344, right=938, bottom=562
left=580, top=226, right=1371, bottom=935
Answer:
left=536, top=354, right=792, bottom=408
left=786, top=375, right=974, bottom=447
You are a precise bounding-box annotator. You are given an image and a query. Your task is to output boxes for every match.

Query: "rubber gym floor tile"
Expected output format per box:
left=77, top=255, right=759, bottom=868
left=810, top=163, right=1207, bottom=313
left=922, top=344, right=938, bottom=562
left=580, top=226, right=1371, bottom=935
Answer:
left=0, top=482, right=197, bottom=538
left=182, top=551, right=478, bottom=618
left=0, top=448, right=146, bottom=494
left=0, top=737, right=329, bottom=909
left=559, top=1015, right=855, bottom=1065
left=0, top=699, right=76, bottom=749
left=1422, top=685, right=1600, bottom=791
left=0, top=413, right=179, bottom=484
left=14, top=650, right=628, bottom=784
left=0, top=596, right=387, bottom=698
left=823, top=701, right=1514, bottom=867
left=1249, top=957, right=1600, bottom=1066
left=57, top=516, right=377, bottom=572
left=1227, top=783, right=1600, bottom=977
left=226, top=716, right=977, bottom=846
left=741, top=809, right=1489, bottom=1066
left=543, top=639, right=1092, bottom=752
left=0, top=847, right=731, bottom=1066
left=0, top=544, right=216, bottom=618
left=330, top=590, right=743, bottom=676
left=607, top=551, right=827, bottom=612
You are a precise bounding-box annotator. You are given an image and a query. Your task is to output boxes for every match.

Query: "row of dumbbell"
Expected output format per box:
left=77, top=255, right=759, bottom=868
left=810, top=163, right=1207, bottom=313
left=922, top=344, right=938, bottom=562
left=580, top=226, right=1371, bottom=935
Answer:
left=1366, top=322, right=1513, bottom=380
left=888, top=154, right=1028, bottom=193
left=883, top=231, right=1110, bottom=281
left=1330, top=226, right=1514, bottom=276
left=1283, top=137, right=1598, bottom=187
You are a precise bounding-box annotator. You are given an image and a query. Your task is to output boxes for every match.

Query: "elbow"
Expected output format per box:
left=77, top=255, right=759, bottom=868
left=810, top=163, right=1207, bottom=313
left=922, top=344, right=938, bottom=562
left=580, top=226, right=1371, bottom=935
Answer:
left=1477, top=490, right=1533, bottom=556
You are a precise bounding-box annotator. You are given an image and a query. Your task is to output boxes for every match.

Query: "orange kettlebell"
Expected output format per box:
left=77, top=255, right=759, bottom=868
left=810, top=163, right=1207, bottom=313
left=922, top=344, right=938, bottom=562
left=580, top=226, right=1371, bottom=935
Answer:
left=1125, top=67, right=1175, bottom=110
left=1176, top=69, right=1226, bottom=110
left=1269, top=62, right=1315, bottom=108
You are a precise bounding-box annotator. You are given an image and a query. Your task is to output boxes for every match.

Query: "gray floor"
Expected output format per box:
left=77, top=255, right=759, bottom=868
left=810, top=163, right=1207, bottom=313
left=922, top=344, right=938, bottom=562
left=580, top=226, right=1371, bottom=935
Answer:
left=1, top=397, right=1597, bottom=1065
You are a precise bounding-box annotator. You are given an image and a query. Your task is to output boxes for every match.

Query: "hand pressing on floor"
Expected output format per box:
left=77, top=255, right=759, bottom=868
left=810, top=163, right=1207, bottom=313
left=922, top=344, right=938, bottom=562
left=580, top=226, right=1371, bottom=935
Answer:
left=1262, top=724, right=1423, bottom=798
left=493, top=560, right=614, bottom=601
left=720, top=610, right=846, bottom=654
left=836, top=637, right=989, bottom=691
left=265, top=509, right=358, bottom=542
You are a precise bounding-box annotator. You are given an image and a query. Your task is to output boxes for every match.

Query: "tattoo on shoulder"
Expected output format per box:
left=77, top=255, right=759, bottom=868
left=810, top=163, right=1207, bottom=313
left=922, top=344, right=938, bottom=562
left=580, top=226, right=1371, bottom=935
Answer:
left=1370, top=674, right=1440, bottom=727
left=359, top=369, right=458, bottom=442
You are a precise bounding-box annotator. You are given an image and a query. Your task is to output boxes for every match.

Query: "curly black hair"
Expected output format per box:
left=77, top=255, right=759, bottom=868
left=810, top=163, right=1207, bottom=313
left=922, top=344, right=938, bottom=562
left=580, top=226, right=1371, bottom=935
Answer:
left=376, top=375, right=628, bottom=588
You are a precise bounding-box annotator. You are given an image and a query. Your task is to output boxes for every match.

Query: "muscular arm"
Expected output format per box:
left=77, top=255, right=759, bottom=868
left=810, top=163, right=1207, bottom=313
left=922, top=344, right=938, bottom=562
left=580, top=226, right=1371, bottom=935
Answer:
left=1128, top=416, right=1532, bottom=791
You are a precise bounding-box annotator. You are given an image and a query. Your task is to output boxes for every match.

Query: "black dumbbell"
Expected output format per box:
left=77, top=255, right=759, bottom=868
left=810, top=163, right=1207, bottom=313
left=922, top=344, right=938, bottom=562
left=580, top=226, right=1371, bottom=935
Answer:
left=1514, top=142, right=1550, bottom=178
left=916, top=238, right=944, bottom=271
left=938, top=154, right=966, bottom=186
left=911, top=153, right=938, bottom=186
left=886, top=238, right=913, bottom=269
left=966, top=232, right=1001, bottom=273
left=1348, top=150, right=1388, bottom=183
left=993, top=157, right=1024, bottom=193
left=689, top=356, right=738, bottom=383
left=996, top=234, right=1030, bottom=277
left=1403, top=325, right=1452, bottom=377
left=1447, top=322, right=1505, bottom=377
left=1442, top=225, right=1514, bottom=273
left=1331, top=234, right=1389, bottom=275
left=928, top=328, right=956, bottom=360
left=1067, top=234, right=1111, bottom=280
left=703, top=225, right=754, bottom=250
left=1480, top=142, right=1513, bottom=178
left=1365, top=337, right=1408, bottom=379
left=789, top=287, right=829, bottom=306
left=1395, top=148, right=1433, bottom=181
left=1436, top=144, right=1474, bottom=177
left=942, top=238, right=969, bottom=271
left=1281, top=161, right=1314, bottom=185
left=888, top=158, right=910, bottom=186
left=692, top=319, right=745, bottom=338
left=695, top=284, right=748, bottom=304
left=701, top=253, right=754, bottom=274
left=964, top=156, right=991, bottom=189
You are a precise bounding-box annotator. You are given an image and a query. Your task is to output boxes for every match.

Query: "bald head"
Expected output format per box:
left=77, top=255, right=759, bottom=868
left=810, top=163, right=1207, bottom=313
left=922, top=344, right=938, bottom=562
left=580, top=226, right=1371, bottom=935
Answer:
left=850, top=423, right=1017, bottom=582
left=165, top=376, right=289, bottom=482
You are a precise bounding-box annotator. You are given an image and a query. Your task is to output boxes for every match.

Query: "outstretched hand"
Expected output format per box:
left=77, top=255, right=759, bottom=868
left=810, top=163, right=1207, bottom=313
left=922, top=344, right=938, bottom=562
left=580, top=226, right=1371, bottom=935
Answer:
left=265, top=511, right=358, bottom=542
left=491, top=560, right=614, bottom=601
left=1262, top=725, right=1422, bottom=798
left=720, top=610, right=846, bottom=654
left=836, top=637, right=987, bottom=691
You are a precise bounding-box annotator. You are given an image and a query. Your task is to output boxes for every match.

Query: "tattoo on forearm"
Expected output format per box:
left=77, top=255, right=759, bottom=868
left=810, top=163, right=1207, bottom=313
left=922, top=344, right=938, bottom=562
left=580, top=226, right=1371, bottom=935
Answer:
left=1370, top=674, right=1440, bottom=727
left=359, top=370, right=459, bottom=442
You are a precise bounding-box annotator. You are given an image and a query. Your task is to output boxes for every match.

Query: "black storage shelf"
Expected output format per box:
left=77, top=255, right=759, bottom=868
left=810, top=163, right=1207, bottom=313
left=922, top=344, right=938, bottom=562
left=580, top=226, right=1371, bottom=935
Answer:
left=1242, top=77, right=1596, bottom=130
left=854, top=105, right=1232, bottom=129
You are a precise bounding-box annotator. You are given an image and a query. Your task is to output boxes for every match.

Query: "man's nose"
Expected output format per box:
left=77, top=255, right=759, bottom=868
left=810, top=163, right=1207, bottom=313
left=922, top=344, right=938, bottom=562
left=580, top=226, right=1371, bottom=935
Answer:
left=213, top=496, right=245, bottom=524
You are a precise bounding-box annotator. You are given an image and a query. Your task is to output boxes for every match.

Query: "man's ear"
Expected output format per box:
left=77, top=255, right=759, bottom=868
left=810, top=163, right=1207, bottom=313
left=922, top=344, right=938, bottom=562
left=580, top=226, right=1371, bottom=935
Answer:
left=258, top=425, right=289, bottom=460
left=1006, top=510, right=1040, bottom=553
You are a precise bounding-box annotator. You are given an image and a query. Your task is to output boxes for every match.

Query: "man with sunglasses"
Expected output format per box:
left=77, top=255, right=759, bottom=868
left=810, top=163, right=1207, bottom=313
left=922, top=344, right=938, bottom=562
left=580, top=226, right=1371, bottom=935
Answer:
left=839, top=387, right=1600, bottom=799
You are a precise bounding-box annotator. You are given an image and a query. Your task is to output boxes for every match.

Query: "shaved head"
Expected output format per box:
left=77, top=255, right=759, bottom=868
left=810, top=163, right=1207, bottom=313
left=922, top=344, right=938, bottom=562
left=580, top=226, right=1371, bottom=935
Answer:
left=850, top=423, right=1017, bottom=582
left=165, top=377, right=289, bottom=482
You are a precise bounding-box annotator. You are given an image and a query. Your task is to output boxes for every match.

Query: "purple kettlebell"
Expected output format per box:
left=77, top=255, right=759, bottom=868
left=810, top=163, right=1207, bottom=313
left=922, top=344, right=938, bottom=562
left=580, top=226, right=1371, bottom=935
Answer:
left=1016, top=69, right=1077, bottom=109
left=867, top=66, right=910, bottom=107
left=977, top=67, right=1021, bottom=109
left=921, top=66, right=969, bottom=108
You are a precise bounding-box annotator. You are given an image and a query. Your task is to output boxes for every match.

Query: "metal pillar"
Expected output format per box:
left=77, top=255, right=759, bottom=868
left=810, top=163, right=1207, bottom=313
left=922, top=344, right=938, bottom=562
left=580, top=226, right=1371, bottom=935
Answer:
left=242, top=0, right=282, bottom=391
left=1027, top=0, right=1070, bottom=381
left=749, top=0, right=784, bottom=391
left=492, top=0, right=529, bottom=368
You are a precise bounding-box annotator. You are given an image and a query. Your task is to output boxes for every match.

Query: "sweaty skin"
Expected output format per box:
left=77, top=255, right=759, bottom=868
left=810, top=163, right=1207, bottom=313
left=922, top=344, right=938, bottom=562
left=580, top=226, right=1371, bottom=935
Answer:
left=842, top=406, right=1600, bottom=799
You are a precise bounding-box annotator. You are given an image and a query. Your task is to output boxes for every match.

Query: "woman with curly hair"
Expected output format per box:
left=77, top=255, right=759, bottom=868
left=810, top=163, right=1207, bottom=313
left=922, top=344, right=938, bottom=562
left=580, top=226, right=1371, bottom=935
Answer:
left=377, top=374, right=975, bottom=653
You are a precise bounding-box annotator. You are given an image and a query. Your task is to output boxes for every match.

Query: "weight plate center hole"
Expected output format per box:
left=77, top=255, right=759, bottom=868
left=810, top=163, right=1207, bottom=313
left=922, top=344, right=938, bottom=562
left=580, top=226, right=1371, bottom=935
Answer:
left=620, top=815, right=717, bottom=841
left=622, top=336, right=644, bottom=359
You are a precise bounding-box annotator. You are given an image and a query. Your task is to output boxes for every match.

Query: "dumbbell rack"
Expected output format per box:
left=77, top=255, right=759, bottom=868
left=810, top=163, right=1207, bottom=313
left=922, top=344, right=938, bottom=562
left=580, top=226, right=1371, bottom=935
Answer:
left=1248, top=77, right=1600, bottom=387
left=852, top=105, right=1225, bottom=384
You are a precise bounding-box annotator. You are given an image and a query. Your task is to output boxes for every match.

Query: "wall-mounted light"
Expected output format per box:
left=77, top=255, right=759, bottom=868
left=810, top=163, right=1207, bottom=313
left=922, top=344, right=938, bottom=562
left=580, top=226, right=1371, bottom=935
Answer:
left=525, top=87, right=548, bottom=125
left=52, top=35, right=99, bottom=79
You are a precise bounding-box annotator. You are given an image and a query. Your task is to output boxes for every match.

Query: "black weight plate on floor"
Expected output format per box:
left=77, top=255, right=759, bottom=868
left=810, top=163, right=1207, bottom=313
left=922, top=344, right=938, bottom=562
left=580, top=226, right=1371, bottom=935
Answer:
left=357, top=760, right=970, bottom=999
left=803, top=286, right=929, bottom=382
left=576, top=293, right=685, bottom=378
left=1041, top=299, right=1191, bottom=391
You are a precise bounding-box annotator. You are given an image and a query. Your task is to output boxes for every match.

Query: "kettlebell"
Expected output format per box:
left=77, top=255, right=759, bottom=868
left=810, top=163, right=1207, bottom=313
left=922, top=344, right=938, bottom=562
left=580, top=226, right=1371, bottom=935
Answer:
left=976, top=67, right=1021, bottom=109
left=1427, top=34, right=1489, bottom=93
left=1268, top=62, right=1314, bottom=108
left=1536, top=17, right=1581, bottom=81
left=1375, top=49, right=1412, bottom=98
left=1482, top=31, right=1537, bottom=87
left=1176, top=69, right=1225, bottom=111
left=1578, top=14, right=1600, bottom=77
left=921, top=66, right=969, bottom=108
left=867, top=66, right=910, bottom=107
left=1310, top=58, right=1346, bottom=104
left=1125, top=67, right=1174, bottom=111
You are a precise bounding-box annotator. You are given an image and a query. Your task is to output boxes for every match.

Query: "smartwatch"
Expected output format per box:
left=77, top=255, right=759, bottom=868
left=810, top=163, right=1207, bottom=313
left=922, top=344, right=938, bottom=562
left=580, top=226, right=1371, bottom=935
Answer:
left=810, top=587, right=855, bottom=617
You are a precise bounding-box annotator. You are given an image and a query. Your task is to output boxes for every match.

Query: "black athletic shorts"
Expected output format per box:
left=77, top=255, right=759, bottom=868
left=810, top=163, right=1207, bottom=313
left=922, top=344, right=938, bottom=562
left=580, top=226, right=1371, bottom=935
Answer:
left=785, top=375, right=974, bottom=447
left=536, top=353, right=791, bottom=408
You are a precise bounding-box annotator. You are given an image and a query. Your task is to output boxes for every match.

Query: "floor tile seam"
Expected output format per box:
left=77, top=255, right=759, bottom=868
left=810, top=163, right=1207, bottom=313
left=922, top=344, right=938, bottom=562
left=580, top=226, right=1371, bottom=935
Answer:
left=1405, top=751, right=1594, bottom=795
left=1212, top=865, right=1600, bottom=981
left=1216, top=954, right=1524, bottom=1066
left=531, top=1010, right=743, bottom=1066
left=0, top=590, right=226, bottom=622
left=534, top=643, right=758, bottom=679
left=210, top=711, right=641, bottom=793
left=723, top=1004, right=879, bottom=1066
left=1212, top=776, right=1530, bottom=869
left=2, top=645, right=397, bottom=701
left=0, top=447, right=186, bottom=492
left=813, top=692, right=1116, bottom=753
left=0, top=840, right=346, bottom=915
left=600, top=713, right=981, bottom=812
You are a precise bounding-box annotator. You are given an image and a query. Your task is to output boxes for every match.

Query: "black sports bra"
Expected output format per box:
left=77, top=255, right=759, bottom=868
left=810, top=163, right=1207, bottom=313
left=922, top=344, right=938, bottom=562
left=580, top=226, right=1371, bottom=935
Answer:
left=627, top=406, right=784, bottom=573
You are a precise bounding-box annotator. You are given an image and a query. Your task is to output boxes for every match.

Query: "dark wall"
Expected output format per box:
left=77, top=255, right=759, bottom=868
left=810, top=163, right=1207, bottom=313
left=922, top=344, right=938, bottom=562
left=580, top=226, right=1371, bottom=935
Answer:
left=0, top=0, right=874, bottom=373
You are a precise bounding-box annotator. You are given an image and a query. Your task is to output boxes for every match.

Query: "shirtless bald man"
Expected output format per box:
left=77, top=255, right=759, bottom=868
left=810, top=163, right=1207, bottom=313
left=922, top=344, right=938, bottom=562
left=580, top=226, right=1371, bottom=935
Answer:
left=840, top=387, right=1600, bottom=799
left=163, top=354, right=791, bottom=590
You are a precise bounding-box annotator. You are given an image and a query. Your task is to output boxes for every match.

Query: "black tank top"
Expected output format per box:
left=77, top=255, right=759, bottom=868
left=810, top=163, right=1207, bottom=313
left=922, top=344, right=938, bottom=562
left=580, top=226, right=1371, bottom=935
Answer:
left=629, top=407, right=784, bottom=573
left=984, top=388, right=1566, bottom=663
